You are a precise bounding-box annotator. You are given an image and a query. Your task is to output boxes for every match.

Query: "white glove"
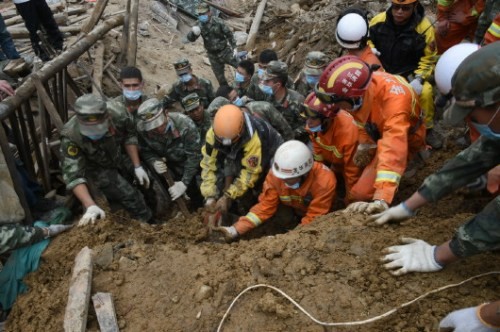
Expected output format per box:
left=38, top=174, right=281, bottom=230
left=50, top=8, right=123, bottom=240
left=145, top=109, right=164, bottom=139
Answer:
left=369, top=202, right=415, bottom=225
left=134, top=166, right=150, bottom=189
left=409, top=77, right=423, bottom=95
left=382, top=237, right=443, bottom=276
left=44, top=224, right=73, bottom=238
left=168, top=181, right=187, bottom=201
left=439, top=305, right=498, bottom=332
left=344, top=200, right=388, bottom=215
left=192, top=26, right=201, bottom=36
left=233, top=48, right=238, bottom=57
left=153, top=159, right=167, bottom=174
left=371, top=47, right=381, bottom=56
left=213, top=226, right=239, bottom=242
left=78, top=205, right=106, bottom=226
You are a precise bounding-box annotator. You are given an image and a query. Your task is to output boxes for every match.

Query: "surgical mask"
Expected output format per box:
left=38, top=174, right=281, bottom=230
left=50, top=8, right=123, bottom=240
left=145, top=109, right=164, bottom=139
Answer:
left=79, top=119, right=109, bottom=140
left=472, top=106, right=500, bottom=140
left=285, top=181, right=300, bottom=189
left=123, top=89, right=142, bottom=101
left=164, top=120, right=173, bottom=133
left=235, top=72, right=246, bottom=83
left=233, top=96, right=244, bottom=107
left=257, top=68, right=265, bottom=78
left=352, top=97, right=363, bottom=111
left=198, top=15, right=209, bottom=23
left=85, top=133, right=107, bottom=140
left=259, top=83, right=274, bottom=96
left=305, top=75, right=319, bottom=86
left=180, top=74, right=192, bottom=83
left=308, top=124, right=322, bottom=133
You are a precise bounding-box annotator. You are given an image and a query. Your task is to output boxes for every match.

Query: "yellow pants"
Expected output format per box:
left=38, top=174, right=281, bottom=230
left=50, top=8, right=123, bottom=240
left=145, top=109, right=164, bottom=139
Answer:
left=421, top=81, right=435, bottom=129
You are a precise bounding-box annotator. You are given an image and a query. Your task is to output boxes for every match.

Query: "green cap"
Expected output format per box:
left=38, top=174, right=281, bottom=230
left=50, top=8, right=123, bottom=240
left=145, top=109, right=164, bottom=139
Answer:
left=137, top=98, right=166, bottom=131
left=173, top=58, right=191, bottom=75
left=261, top=60, right=288, bottom=81
left=304, top=51, right=328, bottom=76
left=182, top=93, right=201, bottom=112
left=74, top=94, right=107, bottom=121
left=207, top=96, right=230, bottom=118
left=443, top=42, right=500, bottom=126
left=196, top=2, right=210, bottom=14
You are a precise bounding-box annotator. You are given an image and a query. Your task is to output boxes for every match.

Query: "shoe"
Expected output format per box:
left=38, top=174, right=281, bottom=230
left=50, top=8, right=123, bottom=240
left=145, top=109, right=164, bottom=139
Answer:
left=426, top=128, right=444, bottom=150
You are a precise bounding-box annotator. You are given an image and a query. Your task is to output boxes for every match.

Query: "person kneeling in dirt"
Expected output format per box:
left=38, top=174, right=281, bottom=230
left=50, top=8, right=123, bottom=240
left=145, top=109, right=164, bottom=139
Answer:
left=368, top=43, right=500, bottom=332
left=60, top=94, right=153, bottom=225
left=137, top=98, right=202, bottom=204
left=212, top=140, right=336, bottom=242
left=201, top=104, right=283, bottom=218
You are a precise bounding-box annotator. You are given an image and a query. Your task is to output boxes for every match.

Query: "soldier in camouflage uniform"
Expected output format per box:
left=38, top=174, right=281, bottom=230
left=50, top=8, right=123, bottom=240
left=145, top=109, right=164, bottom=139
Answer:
left=293, top=51, right=329, bottom=97
left=186, top=3, right=238, bottom=87
left=165, top=58, right=215, bottom=109
left=259, top=60, right=307, bottom=142
left=114, top=66, right=148, bottom=122
left=181, top=93, right=212, bottom=145
left=233, top=59, right=267, bottom=101
left=60, top=94, right=153, bottom=225
left=0, top=224, right=71, bottom=254
left=137, top=98, right=202, bottom=202
left=370, top=43, right=500, bottom=276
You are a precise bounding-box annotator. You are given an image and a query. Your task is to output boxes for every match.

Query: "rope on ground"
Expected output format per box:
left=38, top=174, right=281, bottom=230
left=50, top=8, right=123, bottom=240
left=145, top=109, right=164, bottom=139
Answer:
left=217, top=271, right=500, bottom=331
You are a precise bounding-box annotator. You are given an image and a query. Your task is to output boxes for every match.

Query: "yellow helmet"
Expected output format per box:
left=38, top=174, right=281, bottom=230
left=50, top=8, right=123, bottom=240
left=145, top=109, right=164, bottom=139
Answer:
left=213, top=105, right=244, bottom=146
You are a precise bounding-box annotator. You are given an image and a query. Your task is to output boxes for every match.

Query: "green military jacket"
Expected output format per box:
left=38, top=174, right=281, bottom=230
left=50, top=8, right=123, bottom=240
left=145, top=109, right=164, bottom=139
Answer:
left=243, top=101, right=294, bottom=141
left=112, top=94, right=149, bottom=123
left=167, top=75, right=215, bottom=108
left=187, top=17, right=235, bottom=53
left=193, top=109, right=212, bottom=145
left=0, top=225, right=45, bottom=255
left=237, top=76, right=269, bottom=102
left=270, top=88, right=306, bottom=140
left=60, top=100, right=137, bottom=190
left=138, top=112, right=202, bottom=186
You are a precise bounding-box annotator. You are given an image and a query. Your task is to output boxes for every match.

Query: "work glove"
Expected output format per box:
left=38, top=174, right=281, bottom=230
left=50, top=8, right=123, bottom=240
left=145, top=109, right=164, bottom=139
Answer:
left=192, top=26, right=201, bottom=36
left=204, top=197, right=217, bottom=213
left=371, top=48, right=381, bottom=56
left=439, top=305, right=498, bottom=332
left=153, top=159, right=167, bottom=174
left=232, top=48, right=238, bottom=58
left=134, top=166, right=150, bottom=189
left=369, top=202, right=415, bottom=225
left=168, top=181, right=187, bottom=201
left=44, top=224, right=73, bottom=238
left=344, top=200, right=388, bottom=215
left=212, top=226, right=239, bottom=243
left=409, top=77, right=423, bottom=95
left=78, top=205, right=106, bottom=226
left=353, top=143, right=377, bottom=168
left=382, top=237, right=443, bottom=276
left=216, top=195, right=232, bottom=214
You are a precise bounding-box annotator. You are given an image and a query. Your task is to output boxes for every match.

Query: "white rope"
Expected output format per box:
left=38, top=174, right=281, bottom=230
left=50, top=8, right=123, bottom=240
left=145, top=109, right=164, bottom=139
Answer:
left=217, top=271, right=500, bottom=331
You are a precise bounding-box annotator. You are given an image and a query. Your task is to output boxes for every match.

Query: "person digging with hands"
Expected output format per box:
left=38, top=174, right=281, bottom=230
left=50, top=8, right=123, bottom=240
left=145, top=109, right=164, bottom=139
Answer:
left=368, top=42, right=500, bottom=332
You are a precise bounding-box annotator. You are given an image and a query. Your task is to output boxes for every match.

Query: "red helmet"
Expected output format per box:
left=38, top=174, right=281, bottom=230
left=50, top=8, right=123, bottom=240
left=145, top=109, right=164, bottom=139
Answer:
left=302, top=92, right=339, bottom=119
left=315, top=55, right=372, bottom=104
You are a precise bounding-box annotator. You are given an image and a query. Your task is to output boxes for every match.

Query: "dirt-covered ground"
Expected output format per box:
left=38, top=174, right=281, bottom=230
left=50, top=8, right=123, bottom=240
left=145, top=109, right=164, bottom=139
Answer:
left=3, top=0, right=500, bottom=331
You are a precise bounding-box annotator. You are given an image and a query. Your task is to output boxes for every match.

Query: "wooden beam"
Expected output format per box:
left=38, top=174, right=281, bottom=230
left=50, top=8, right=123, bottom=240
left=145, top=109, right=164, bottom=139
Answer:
left=202, top=0, right=243, bottom=18
left=92, top=41, right=105, bottom=96
left=8, top=25, right=82, bottom=39
left=81, top=0, right=109, bottom=34
left=126, top=0, right=139, bottom=66
left=92, top=293, right=119, bottom=332
left=245, top=0, right=267, bottom=51
left=117, top=0, right=131, bottom=66
left=33, top=76, right=65, bottom=132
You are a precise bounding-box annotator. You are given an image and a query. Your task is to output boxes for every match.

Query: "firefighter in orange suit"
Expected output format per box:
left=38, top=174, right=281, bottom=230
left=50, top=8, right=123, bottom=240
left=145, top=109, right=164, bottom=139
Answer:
left=212, top=140, right=336, bottom=242
left=315, top=55, right=426, bottom=214
left=302, top=92, right=362, bottom=202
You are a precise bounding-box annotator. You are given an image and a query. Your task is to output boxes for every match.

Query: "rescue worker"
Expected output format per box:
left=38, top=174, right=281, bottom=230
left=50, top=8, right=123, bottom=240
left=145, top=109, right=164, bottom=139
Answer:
left=201, top=104, right=283, bottom=215
left=186, top=2, right=238, bottom=87
left=335, top=8, right=384, bottom=68
left=213, top=85, right=294, bottom=140
left=302, top=93, right=362, bottom=202
left=212, top=140, right=336, bottom=241
left=367, top=42, right=500, bottom=331
left=315, top=55, right=426, bottom=213
left=435, top=0, right=485, bottom=54
left=136, top=98, right=202, bottom=202
left=474, top=0, right=500, bottom=45
left=0, top=224, right=71, bottom=255
left=181, top=92, right=212, bottom=145
left=233, top=60, right=263, bottom=100
left=165, top=58, right=215, bottom=109
left=115, top=66, right=148, bottom=122
left=294, top=51, right=329, bottom=97
left=60, top=94, right=153, bottom=225
left=259, top=60, right=307, bottom=141
left=369, top=0, right=442, bottom=149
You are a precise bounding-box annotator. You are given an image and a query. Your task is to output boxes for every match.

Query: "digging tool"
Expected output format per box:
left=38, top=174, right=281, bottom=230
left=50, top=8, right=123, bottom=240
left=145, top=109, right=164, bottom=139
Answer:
left=161, top=169, right=190, bottom=219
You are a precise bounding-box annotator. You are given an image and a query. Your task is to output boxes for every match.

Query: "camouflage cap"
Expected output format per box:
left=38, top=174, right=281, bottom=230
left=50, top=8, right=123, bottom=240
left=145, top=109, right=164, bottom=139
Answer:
left=137, top=98, right=166, bottom=131
left=74, top=94, right=107, bottom=121
left=207, top=96, right=230, bottom=118
left=261, top=60, right=288, bottom=81
left=174, top=58, right=191, bottom=75
left=304, top=51, right=329, bottom=76
left=196, top=2, right=210, bottom=14
left=182, top=93, right=201, bottom=112
left=443, top=42, right=500, bottom=126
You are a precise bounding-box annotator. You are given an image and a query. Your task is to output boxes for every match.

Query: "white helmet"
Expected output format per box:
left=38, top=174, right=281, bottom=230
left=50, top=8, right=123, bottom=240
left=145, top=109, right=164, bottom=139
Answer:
left=272, top=140, right=313, bottom=179
left=435, top=43, right=480, bottom=95
left=335, top=13, right=369, bottom=49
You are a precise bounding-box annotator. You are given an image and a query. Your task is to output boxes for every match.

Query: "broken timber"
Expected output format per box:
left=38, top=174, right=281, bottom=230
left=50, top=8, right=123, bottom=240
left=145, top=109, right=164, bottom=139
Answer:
left=245, top=0, right=267, bottom=51
left=92, top=293, right=120, bottom=332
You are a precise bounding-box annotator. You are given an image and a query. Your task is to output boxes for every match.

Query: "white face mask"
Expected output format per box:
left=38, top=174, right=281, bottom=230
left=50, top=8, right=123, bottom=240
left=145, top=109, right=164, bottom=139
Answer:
left=79, top=119, right=109, bottom=140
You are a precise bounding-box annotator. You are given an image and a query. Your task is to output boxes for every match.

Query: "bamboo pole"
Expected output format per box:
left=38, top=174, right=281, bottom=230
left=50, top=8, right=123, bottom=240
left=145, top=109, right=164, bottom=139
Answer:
left=92, top=41, right=105, bottom=96
left=126, top=0, right=139, bottom=66
left=81, top=0, right=109, bottom=34
left=245, top=0, right=267, bottom=51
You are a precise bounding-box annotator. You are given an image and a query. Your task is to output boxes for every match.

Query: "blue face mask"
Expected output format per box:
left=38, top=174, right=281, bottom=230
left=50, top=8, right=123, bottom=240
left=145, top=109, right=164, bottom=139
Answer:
left=308, top=124, right=322, bottom=133
left=180, top=74, right=192, bottom=83
left=123, top=89, right=142, bottom=101
left=164, top=120, right=173, bottom=133
left=257, top=68, right=265, bottom=78
left=285, top=181, right=300, bottom=189
left=259, top=83, right=274, bottom=96
left=198, top=15, right=209, bottom=23
left=235, top=72, right=246, bottom=83
left=233, top=96, right=244, bottom=107
left=86, top=133, right=106, bottom=141
left=305, top=75, right=319, bottom=86
left=472, top=106, right=500, bottom=140
left=351, top=97, right=363, bottom=111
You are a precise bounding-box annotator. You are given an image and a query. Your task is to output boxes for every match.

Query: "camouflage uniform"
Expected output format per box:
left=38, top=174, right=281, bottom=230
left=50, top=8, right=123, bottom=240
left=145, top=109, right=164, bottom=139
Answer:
left=112, top=94, right=149, bottom=123
left=418, top=137, right=500, bottom=257
left=138, top=112, right=202, bottom=188
left=293, top=51, right=329, bottom=97
left=293, top=74, right=314, bottom=97
left=167, top=75, right=215, bottom=109
left=60, top=100, right=152, bottom=222
left=0, top=225, right=44, bottom=254
left=236, top=75, right=269, bottom=102
left=187, top=17, right=238, bottom=86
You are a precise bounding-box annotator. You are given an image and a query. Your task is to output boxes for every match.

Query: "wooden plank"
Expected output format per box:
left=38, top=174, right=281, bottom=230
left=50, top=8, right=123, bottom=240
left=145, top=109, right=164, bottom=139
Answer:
left=33, top=76, right=65, bottom=131
left=92, top=41, right=105, bottom=96
left=92, top=293, right=120, bottom=332
left=81, top=0, right=109, bottom=34
left=245, top=0, right=267, bottom=51
left=126, top=0, right=139, bottom=66
left=64, top=247, right=94, bottom=332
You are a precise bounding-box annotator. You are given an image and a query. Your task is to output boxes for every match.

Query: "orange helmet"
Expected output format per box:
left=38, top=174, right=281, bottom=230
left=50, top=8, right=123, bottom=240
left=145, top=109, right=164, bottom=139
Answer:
left=316, top=55, right=372, bottom=103
left=213, top=105, right=244, bottom=145
left=391, top=0, right=417, bottom=4
left=302, top=92, right=339, bottom=119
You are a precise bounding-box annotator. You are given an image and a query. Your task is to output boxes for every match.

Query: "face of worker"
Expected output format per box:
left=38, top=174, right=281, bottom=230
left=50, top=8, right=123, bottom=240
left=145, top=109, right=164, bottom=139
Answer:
left=187, top=105, right=204, bottom=123
left=306, top=116, right=322, bottom=129
left=121, top=78, right=144, bottom=101
left=391, top=3, right=415, bottom=26
left=283, top=176, right=301, bottom=187
left=469, top=103, right=500, bottom=135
